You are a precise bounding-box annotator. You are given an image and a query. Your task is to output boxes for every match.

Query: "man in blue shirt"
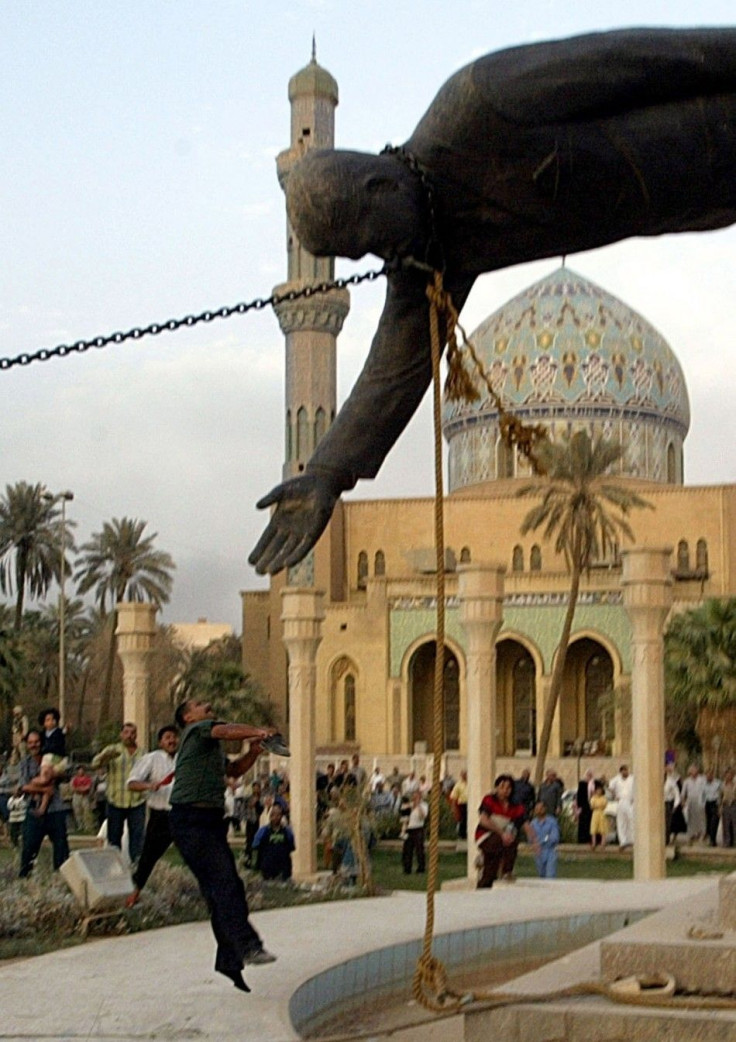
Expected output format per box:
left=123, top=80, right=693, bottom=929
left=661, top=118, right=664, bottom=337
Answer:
left=253, top=804, right=295, bottom=881
left=527, top=800, right=560, bottom=879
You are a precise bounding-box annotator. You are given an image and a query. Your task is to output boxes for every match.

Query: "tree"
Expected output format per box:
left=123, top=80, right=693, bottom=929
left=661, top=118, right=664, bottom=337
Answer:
left=173, top=635, right=277, bottom=728
left=518, top=430, right=651, bottom=788
left=0, top=481, right=75, bottom=630
left=665, top=598, right=736, bottom=763
left=74, top=518, right=175, bottom=731
left=0, top=604, right=22, bottom=752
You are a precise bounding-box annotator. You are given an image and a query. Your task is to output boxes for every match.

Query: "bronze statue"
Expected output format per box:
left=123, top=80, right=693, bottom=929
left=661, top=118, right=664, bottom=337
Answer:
left=250, top=27, right=736, bottom=575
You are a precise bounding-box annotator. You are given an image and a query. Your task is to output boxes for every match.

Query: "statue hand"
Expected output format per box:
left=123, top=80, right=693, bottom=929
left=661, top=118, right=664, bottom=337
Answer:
left=248, top=471, right=342, bottom=575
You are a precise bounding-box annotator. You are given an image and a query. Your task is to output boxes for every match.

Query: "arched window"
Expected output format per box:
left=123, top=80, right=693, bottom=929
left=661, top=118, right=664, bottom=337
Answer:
left=696, top=538, right=709, bottom=574
left=444, top=657, right=460, bottom=751
left=285, top=410, right=292, bottom=462
left=585, top=650, right=614, bottom=743
left=677, top=540, right=690, bottom=573
left=296, top=406, right=309, bottom=460
left=497, top=437, right=514, bottom=478
left=667, top=443, right=676, bottom=484
left=460, top=546, right=471, bottom=563
left=530, top=545, right=542, bottom=571
left=357, top=551, right=368, bottom=589
left=512, top=545, right=524, bottom=572
left=344, top=674, right=356, bottom=742
left=374, top=550, right=386, bottom=576
left=513, top=653, right=536, bottom=754
left=314, top=406, right=327, bottom=447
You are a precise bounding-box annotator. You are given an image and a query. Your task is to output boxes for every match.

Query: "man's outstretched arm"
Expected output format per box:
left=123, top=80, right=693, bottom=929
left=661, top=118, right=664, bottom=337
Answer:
left=249, top=265, right=474, bottom=575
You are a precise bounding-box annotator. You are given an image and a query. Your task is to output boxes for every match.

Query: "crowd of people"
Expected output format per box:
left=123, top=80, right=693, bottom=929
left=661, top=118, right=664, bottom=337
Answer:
left=4, top=711, right=736, bottom=908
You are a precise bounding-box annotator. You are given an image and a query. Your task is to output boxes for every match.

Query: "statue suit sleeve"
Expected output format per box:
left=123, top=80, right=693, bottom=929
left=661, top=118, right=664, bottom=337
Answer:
left=307, top=265, right=474, bottom=489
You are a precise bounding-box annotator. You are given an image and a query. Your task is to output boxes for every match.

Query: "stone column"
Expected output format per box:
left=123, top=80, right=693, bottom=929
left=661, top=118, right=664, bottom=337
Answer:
left=115, top=602, right=157, bottom=745
left=458, top=563, right=505, bottom=883
left=621, top=548, right=673, bottom=881
left=281, top=588, right=325, bottom=879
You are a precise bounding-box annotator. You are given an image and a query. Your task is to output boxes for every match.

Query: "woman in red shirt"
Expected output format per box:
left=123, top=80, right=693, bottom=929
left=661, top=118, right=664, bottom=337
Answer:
left=475, top=773, right=527, bottom=888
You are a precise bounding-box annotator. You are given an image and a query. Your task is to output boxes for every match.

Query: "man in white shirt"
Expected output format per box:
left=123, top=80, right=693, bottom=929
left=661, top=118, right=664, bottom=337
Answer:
left=401, top=771, right=420, bottom=797
left=124, top=725, right=178, bottom=907
left=704, top=768, right=723, bottom=847
left=682, top=763, right=707, bottom=843
left=402, top=789, right=428, bottom=874
left=608, top=764, right=635, bottom=850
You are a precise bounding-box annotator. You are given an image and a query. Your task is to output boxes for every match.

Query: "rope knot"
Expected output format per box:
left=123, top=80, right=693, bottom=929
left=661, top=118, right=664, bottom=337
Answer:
left=413, top=953, right=459, bottom=1012
left=425, top=275, right=480, bottom=404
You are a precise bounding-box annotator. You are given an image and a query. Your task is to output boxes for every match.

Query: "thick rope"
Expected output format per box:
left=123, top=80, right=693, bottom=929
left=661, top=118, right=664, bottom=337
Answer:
left=411, top=270, right=448, bottom=1011
left=408, top=271, right=736, bottom=1019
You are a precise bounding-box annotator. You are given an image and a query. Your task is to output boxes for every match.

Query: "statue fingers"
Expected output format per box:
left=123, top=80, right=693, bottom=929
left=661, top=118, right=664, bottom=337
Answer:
left=249, top=528, right=292, bottom=575
left=255, top=485, right=285, bottom=510
left=282, top=532, right=318, bottom=569
left=266, top=531, right=307, bottom=575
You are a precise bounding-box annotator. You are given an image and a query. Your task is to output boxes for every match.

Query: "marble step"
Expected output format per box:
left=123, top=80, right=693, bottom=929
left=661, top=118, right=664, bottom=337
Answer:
left=464, top=997, right=736, bottom=1042
left=599, top=881, right=736, bottom=996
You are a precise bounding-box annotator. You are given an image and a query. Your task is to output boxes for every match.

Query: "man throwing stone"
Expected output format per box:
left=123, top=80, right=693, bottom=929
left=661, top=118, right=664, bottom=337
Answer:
left=170, top=698, right=278, bottom=992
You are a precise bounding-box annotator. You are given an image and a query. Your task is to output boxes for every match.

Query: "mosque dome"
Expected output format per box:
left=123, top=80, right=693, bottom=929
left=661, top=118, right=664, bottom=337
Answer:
left=443, top=266, right=690, bottom=492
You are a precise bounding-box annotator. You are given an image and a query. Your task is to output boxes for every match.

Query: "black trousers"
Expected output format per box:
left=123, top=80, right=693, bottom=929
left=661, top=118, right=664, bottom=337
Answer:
left=19, top=810, right=69, bottom=876
left=477, top=832, right=518, bottom=888
left=402, top=827, right=426, bottom=873
left=170, top=805, right=262, bottom=977
left=706, top=800, right=720, bottom=846
left=133, top=808, right=172, bottom=891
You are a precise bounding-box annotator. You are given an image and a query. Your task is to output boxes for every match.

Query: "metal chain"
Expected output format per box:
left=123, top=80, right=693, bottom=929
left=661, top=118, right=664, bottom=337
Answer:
left=380, top=144, right=444, bottom=273
left=0, top=265, right=391, bottom=372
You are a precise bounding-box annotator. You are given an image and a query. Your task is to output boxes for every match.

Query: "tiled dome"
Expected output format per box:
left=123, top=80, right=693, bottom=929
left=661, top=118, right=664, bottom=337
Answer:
left=443, top=267, right=690, bottom=491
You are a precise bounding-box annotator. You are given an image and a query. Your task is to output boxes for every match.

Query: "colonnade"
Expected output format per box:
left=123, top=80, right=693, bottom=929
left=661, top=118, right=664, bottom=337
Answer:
left=115, top=547, right=672, bottom=883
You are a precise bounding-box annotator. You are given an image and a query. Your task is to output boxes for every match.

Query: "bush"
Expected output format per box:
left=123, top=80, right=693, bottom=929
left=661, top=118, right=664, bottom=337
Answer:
left=0, top=850, right=370, bottom=960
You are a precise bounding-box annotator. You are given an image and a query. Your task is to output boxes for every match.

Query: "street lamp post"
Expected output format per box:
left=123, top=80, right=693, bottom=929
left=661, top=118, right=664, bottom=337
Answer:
left=44, top=490, right=74, bottom=723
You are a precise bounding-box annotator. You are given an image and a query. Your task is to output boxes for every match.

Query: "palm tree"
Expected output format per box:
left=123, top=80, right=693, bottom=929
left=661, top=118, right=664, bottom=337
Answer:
left=0, top=481, right=75, bottom=630
left=518, top=430, right=651, bottom=788
left=0, top=604, right=22, bottom=751
left=74, top=518, right=175, bottom=732
left=174, top=635, right=277, bottom=727
left=665, top=598, right=736, bottom=764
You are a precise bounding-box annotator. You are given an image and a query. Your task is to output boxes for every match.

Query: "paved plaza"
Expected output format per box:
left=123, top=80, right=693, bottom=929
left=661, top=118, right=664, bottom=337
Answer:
left=0, top=876, right=716, bottom=1042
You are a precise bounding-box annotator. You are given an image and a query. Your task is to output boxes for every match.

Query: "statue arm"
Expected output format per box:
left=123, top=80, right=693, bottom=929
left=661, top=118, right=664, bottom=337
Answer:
left=308, top=265, right=472, bottom=484
left=249, top=266, right=474, bottom=575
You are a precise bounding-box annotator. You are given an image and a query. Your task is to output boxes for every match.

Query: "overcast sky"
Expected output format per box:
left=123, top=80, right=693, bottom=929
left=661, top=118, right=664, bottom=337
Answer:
left=3, top=0, right=736, bottom=632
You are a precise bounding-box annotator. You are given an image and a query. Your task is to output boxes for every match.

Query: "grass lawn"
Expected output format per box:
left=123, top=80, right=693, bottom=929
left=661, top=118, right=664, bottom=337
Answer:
left=2, top=836, right=733, bottom=889
left=368, top=843, right=736, bottom=891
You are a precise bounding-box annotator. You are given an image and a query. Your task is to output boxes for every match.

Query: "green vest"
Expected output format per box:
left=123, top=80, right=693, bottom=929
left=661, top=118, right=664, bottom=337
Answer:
left=170, top=720, right=226, bottom=808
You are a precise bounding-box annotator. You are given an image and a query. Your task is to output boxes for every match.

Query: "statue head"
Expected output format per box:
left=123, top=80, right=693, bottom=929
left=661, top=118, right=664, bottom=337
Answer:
left=286, top=149, right=425, bottom=263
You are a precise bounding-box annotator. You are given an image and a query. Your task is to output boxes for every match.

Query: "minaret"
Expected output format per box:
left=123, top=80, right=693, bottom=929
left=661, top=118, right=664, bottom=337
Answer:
left=272, top=45, right=350, bottom=592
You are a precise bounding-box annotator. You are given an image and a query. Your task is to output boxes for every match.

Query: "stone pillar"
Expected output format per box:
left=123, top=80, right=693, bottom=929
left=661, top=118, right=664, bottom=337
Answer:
left=115, top=602, right=157, bottom=745
left=281, top=587, right=325, bottom=879
left=621, top=548, right=673, bottom=881
left=458, top=563, right=505, bottom=883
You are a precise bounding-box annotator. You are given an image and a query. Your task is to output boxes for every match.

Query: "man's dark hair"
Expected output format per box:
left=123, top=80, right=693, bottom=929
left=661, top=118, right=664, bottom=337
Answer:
left=38, top=707, right=60, bottom=727
left=494, top=773, right=515, bottom=789
left=174, top=701, right=191, bottom=729
left=25, top=728, right=42, bottom=744
left=158, top=724, right=178, bottom=742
